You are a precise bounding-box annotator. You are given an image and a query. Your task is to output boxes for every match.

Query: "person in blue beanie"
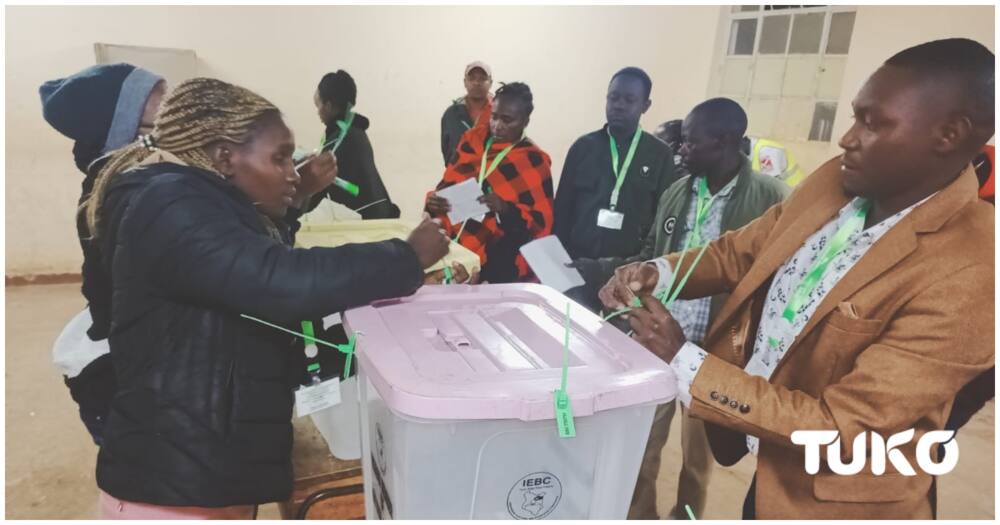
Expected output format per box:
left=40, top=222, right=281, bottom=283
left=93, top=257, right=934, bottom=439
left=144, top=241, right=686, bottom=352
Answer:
left=40, top=63, right=166, bottom=445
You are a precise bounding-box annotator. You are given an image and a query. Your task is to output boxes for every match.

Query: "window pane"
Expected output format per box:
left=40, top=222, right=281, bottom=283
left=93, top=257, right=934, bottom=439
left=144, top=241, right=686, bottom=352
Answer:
left=789, top=12, right=824, bottom=53
left=758, top=15, right=791, bottom=54
left=809, top=102, right=837, bottom=141
left=728, top=19, right=758, bottom=55
left=826, top=12, right=856, bottom=54
left=734, top=5, right=760, bottom=12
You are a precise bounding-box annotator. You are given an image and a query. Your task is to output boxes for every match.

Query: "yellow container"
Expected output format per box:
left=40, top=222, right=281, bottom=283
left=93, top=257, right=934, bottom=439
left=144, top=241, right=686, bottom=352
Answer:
left=295, top=219, right=481, bottom=276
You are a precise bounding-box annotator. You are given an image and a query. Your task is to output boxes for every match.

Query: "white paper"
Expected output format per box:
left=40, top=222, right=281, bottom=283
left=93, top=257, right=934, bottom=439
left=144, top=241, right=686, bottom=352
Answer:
left=295, top=378, right=342, bottom=417
left=519, top=235, right=586, bottom=293
left=437, top=179, right=490, bottom=224
left=322, top=312, right=343, bottom=330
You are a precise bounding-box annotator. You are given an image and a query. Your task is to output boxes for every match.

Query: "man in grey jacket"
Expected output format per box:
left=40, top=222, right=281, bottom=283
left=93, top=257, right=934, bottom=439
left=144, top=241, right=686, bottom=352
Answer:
left=598, top=98, right=789, bottom=519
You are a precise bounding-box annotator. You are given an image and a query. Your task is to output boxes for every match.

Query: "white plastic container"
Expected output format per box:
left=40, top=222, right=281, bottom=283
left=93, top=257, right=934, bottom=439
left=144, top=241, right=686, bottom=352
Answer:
left=308, top=376, right=362, bottom=460
left=343, top=284, right=677, bottom=519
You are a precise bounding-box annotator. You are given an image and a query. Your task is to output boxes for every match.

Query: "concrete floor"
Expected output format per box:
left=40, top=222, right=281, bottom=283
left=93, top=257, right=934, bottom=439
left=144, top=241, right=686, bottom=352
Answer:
left=5, top=283, right=995, bottom=519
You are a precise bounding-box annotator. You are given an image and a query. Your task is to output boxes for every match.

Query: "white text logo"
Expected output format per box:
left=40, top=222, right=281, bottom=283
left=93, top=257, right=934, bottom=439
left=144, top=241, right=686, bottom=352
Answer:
left=790, top=430, right=958, bottom=476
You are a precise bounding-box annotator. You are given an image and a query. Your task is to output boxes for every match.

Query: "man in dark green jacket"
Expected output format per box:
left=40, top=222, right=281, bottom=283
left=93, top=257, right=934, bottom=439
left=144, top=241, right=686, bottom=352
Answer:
left=440, top=61, right=493, bottom=166
left=609, top=99, right=789, bottom=519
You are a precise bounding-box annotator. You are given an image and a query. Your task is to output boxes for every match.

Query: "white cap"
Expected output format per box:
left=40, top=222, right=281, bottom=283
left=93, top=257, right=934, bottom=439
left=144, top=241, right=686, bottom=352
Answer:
left=464, top=61, right=492, bottom=78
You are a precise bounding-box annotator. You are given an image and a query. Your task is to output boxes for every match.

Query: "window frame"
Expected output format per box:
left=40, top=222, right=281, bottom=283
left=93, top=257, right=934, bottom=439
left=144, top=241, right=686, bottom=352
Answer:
left=722, top=5, right=857, bottom=143
left=727, top=5, right=856, bottom=58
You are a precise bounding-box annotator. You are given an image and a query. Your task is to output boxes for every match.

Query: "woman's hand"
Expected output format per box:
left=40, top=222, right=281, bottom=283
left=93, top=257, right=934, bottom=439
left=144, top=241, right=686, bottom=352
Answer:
left=478, top=193, right=511, bottom=214
left=425, top=194, right=451, bottom=216
left=293, top=151, right=337, bottom=208
left=423, top=262, right=480, bottom=284
left=407, top=217, right=451, bottom=269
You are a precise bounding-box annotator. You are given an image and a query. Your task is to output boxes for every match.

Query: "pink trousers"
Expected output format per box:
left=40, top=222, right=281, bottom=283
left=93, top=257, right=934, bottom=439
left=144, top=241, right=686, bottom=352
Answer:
left=99, top=490, right=256, bottom=520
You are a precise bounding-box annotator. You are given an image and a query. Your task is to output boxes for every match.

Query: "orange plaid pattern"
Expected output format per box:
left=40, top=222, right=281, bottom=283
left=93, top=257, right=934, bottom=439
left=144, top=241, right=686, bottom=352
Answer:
left=430, top=117, right=553, bottom=281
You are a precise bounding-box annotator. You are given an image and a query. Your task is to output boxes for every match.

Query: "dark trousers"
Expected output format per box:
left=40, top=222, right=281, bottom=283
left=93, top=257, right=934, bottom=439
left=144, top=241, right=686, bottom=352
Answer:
left=742, top=474, right=756, bottom=520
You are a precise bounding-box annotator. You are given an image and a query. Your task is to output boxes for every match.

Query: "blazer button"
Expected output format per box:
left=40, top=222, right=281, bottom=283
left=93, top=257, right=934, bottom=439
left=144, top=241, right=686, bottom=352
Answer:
left=710, top=391, right=719, bottom=400
left=719, top=395, right=729, bottom=405
left=739, top=404, right=751, bottom=414
left=730, top=400, right=739, bottom=409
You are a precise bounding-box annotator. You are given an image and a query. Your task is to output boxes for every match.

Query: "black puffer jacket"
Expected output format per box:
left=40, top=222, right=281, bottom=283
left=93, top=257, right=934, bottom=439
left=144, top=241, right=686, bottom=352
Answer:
left=308, top=113, right=401, bottom=219
left=95, top=163, right=423, bottom=507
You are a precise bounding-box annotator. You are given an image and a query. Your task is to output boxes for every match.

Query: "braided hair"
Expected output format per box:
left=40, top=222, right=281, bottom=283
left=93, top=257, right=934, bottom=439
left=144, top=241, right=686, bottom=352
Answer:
left=85, top=77, right=280, bottom=237
left=493, top=82, right=534, bottom=116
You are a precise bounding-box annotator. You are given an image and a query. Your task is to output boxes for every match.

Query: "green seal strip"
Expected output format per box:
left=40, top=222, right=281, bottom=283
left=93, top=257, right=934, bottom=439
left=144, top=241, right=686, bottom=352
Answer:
left=243, top=314, right=358, bottom=379
left=339, top=335, right=357, bottom=380
left=553, top=303, right=576, bottom=438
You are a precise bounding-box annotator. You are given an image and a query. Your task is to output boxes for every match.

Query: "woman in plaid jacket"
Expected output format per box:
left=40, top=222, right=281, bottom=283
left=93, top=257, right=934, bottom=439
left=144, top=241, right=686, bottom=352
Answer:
left=426, top=82, right=554, bottom=283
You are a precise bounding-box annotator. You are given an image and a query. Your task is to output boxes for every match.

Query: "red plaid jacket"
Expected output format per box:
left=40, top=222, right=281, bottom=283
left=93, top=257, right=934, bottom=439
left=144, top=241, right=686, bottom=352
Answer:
left=430, top=117, right=554, bottom=281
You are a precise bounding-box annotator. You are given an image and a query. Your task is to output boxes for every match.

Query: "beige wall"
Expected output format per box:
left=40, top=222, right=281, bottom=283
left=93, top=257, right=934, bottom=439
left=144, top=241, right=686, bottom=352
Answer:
left=5, top=5, right=994, bottom=276
left=829, top=5, right=996, bottom=152
left=705, top=5, right=994, bottom=178
left=779, top=5, right=994, bottom=174
left=5, top=5, right=723, bottom=276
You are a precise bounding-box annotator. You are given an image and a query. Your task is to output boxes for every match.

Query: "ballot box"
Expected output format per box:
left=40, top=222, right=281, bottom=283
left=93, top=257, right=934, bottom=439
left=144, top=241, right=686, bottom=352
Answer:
left=343, top=283, right=677, bottom=519
left=295, top=218, right=481, bottom=460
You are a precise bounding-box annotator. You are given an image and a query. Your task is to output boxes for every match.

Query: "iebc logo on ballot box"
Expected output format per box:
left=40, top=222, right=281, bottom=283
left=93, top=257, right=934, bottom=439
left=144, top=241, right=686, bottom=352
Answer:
left=791, top=430, right=958, bottom=476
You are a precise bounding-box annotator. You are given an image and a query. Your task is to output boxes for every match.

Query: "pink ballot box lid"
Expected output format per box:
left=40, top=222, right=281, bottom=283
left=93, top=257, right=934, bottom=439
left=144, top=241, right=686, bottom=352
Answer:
left=343, top=283, right=677, bottom=422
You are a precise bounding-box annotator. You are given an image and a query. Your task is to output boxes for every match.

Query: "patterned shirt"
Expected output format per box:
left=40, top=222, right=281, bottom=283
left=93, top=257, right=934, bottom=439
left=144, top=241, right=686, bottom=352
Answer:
left=664, top=194, right=935, bottom=454
left=668, top=175, right=738, bottom=344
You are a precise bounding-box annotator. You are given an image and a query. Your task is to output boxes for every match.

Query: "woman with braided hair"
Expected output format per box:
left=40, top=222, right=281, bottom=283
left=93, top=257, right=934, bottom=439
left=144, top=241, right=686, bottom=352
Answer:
left=86, top=78, right=449, bottom=518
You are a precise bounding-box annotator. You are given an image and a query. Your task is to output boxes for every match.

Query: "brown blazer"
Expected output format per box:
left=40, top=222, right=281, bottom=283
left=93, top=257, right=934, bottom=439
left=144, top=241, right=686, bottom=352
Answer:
left=665, top=157, right=994, bottom=519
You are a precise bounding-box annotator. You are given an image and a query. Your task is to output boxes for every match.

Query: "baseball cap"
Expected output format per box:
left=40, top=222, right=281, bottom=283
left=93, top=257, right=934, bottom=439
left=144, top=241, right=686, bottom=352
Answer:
left=465, top=61, right=492, bottom=78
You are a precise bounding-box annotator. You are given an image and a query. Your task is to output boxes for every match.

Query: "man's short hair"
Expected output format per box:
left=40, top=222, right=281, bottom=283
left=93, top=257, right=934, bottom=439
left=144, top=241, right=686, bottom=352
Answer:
left=886, top=38, right=994, bottom=128
left=610, top=67, right=652, bottom=99
left=689, top=97, right=747, bottom=141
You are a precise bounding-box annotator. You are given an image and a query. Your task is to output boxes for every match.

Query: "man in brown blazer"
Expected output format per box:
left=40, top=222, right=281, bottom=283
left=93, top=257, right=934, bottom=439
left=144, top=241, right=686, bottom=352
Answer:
left=601, top=38, right=994, bottom=519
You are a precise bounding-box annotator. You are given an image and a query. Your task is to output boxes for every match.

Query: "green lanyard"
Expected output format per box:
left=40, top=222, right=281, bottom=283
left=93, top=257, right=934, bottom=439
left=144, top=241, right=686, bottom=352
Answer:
left=602, top=177, right=728, bottom=320
left=690, top=177, right=723, bottom=247
left=321, top=105, right=356, bottom=154
left=781, top=201, right=869, bottom=325
left=242, top=315, right=358, bottom=380
left=607, top=126, right=643, bottom=211
left=478, top=135, right=519, bottom=186
left=315, top=107, right=361, bottom=198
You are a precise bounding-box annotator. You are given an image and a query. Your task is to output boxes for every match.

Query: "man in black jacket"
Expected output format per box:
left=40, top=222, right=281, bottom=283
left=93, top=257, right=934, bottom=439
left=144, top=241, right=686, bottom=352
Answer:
left=554, top=67, right=678, bottom=310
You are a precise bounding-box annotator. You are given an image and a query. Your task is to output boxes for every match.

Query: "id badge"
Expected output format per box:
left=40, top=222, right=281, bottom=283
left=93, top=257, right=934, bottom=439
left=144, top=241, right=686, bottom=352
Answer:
left=597, top=208, right=625, bottom=230
left=295, top=377, right=341, bottom=417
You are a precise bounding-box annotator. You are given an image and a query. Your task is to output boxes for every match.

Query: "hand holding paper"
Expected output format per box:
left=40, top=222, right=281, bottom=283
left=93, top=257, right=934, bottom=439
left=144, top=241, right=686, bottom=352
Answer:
left=519, top=235, right=586, bottom=293
left=436, top=179, right=491, bottom=224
